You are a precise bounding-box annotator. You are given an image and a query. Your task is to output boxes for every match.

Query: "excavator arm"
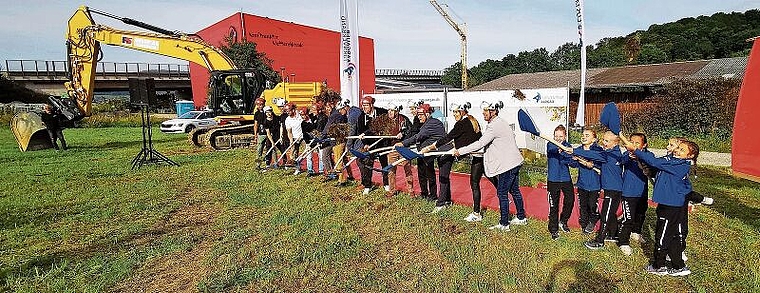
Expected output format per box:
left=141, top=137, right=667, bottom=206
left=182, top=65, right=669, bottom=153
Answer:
left=61, top=5, right=237, bottom=120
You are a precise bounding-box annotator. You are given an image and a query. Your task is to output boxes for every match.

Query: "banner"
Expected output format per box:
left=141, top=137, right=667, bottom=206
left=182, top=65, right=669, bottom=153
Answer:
left=371, top=88, right=570, bottom=154
left=575, top=0, right=586, bottom=126
left=339, top=0, right=360, bottom=106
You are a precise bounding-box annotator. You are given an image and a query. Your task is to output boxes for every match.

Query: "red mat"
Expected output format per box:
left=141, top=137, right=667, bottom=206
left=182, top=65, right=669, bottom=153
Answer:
left=303, top=156, right=664, bottom=229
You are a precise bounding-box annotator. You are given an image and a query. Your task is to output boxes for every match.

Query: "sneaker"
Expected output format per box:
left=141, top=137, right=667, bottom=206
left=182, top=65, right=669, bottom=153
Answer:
left=584, top=240, right=604, bottom=250
left=667, top=266, right=691, bottom=276
left=701, top=197, right=714, bottom=205
left=362, top=188, right=371, bottom=195
left=488, top=224, right=510, bottom=231
left=293, top=170, right=301, bottom=175
left=583, top=223, right=596, bottom=234
left=430, top=205, right=448, bottom=214
left=630, top=233, right=646, bottom=244
left=604, top=235, right=619, bottom=243
left=559, top=222, right=570, bottom=233
left=384, top=185, right=391, bottom=192
left=509, top=217, right=528, bottom=226
left=336, top=181, right=349, bottom=187
left=307, top=172, right=318, bottom=177
left=464, top=212, right=483, bottom=222
left=644, top=265, right=669, bottom=276
left=551, top=232, right=560, bottom=240
left=619, top=245, right=632, bottom=256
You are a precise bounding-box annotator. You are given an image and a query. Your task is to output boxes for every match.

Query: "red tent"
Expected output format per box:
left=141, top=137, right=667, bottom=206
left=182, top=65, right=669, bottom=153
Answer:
left=732, top=38, right=760, bottom=182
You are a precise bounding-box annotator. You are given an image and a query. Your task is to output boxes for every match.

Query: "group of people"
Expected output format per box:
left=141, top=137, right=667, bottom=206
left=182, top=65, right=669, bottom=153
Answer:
left=252, top=95, right=712, bottom=277
left=546, top=126, right=713, bottom=277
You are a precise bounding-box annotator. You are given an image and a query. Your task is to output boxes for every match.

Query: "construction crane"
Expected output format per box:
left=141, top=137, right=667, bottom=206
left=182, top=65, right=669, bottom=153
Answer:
left=430, top=0, right=467, bottom=89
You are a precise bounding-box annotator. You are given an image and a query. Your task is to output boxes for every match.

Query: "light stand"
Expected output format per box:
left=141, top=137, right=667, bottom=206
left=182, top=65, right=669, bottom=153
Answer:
left=128, top=78, right=178, bottom=170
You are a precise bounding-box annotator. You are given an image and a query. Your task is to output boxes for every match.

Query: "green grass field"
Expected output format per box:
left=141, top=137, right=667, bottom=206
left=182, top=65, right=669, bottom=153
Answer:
left=1, top=127, right=759, bottom=292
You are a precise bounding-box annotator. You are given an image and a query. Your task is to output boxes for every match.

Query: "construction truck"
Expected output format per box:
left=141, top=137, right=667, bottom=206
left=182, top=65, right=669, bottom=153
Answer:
left=10, top=6, right=265, bottom=151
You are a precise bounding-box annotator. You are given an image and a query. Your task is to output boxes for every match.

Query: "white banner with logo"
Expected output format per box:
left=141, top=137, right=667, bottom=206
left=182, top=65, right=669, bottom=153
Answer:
left=339, top=0, right=360, bottom=107
left=575, top=0, right=587, bottom=126
left=369, top=87, right=569, bottom=154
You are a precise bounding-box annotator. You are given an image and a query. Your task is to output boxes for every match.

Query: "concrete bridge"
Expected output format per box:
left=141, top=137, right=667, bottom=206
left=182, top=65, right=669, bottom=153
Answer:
left=3, top=59, right=191, bottom=95
left=3, top=59, right=443, bottom=94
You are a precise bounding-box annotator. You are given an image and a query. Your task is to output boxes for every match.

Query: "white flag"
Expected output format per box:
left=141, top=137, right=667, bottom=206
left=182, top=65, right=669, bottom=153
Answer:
left=575, top=0, right=586, bottom=127
left=340, top=0, right=360, bottom=106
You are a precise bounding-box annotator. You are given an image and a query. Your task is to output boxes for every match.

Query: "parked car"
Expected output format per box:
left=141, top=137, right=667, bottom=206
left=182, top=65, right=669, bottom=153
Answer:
left=160, top=111, right=217, bottom=133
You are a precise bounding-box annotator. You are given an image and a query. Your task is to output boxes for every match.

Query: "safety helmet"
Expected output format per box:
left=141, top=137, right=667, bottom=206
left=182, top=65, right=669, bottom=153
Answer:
left=417, top=104, right=433, bottom=114
left=263, top=106, right=273, bottom=112
left=481, top=101, right=504, bottom=111
left=450, top=102, right=471, bottom=112
left=255, top=98, right=265, bottom=106
left=387, top=102, right=402, bottom=112
left=274, top=97, right=287, bottom=107
left=361, top=96, right=375, bottom=105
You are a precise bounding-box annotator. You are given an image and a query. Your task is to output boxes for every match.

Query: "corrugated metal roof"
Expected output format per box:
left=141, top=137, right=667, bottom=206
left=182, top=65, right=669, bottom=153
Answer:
left=470, top=57, right=747, bottom=91
left=470, top=68, right=606, bottom=91
left=691, top=57, right=748, bottom=79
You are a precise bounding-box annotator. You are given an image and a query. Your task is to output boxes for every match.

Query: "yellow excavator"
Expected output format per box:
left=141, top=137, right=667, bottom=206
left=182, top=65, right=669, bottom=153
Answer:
left=10, top=5, right=266, bottom=151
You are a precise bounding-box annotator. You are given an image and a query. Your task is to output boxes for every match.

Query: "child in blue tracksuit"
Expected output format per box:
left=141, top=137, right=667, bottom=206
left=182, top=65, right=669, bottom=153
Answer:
left=546, top=125, right=574, bottom=240
left=569, top=128, right=602, bottom=234
left=572, top=131, right=624, bottom=250
left=632, top=140, right=699, bottom=277
left=616, top=133, right=649, bottom=256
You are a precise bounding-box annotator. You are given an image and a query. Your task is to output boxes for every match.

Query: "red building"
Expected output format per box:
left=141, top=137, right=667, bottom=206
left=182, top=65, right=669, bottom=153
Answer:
left=190, top=12, right=376, bottom=107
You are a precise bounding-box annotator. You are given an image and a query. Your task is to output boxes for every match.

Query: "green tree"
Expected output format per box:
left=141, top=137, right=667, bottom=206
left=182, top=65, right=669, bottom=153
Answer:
left=550, top=42, right=581, bottom=70
left=441, top=62, right=464, bottom=88
left=219, top=38, right=281, bottom=87
left=638, top=44, right=669, bottom=64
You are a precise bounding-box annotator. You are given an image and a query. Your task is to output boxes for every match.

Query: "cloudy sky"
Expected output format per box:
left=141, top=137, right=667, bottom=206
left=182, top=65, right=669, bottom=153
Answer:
left=1, top=0, right=758, bottom=70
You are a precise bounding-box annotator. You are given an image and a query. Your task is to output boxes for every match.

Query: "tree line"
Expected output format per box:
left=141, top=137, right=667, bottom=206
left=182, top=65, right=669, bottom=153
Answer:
left=442, top=9, right=760, bottom=88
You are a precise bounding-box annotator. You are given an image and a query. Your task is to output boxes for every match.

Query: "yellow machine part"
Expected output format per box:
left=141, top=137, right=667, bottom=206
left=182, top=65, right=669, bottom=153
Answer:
left=10, top=112, right=54, bottom=152
left=262, top=82, right=322, bottom=115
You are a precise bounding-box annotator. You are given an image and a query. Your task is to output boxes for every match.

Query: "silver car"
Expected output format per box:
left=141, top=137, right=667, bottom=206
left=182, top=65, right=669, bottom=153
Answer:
left=160, top=111, right=217, bottom=133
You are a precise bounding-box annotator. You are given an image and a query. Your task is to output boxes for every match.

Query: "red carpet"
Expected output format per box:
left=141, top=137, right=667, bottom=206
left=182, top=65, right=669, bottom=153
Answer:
left=303, top=156, right=664, bottom=229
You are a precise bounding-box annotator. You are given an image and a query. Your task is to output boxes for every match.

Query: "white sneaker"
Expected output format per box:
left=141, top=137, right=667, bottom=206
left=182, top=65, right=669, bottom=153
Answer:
left=293, top=170, right=301, bottom=175
left=430, top=206, right=448, bottom=214
left=619, top=245, right=632, bottom=256
left=630, top=233, right=646, bottom=244
left=488, top=224, right=510, bottom=231
left=362, top=188, right=371, bottom=195
left=702, top=197, right=714, bottom=205
left=464, top=212, right=483, bottom=222
left=384, top=185, right=391, bottom=192
left=509, top=217, right=528, bottom=226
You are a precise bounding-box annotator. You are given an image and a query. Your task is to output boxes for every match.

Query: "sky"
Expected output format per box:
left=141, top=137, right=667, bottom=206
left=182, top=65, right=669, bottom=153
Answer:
left=1, top=0, right=758, bottom=70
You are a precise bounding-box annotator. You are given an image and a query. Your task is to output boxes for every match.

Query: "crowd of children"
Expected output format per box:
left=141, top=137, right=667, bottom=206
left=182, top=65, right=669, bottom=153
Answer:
left=253, top=95, right=714, bottom=278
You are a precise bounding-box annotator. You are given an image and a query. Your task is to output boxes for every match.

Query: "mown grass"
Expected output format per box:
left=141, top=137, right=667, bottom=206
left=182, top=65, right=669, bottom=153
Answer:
left=1, top=127, right=758, bottom=292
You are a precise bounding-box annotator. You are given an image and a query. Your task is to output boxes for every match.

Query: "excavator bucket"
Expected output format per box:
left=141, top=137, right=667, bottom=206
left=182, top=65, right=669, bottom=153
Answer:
left=10, top=112, right=54, bottom=152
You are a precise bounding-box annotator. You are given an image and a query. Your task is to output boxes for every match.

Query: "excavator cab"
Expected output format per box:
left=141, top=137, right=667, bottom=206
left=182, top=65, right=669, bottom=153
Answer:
left=207, top=70, right=265, bottom=119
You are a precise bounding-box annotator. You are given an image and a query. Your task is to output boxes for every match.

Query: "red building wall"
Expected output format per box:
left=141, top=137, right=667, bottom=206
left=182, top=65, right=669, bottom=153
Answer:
left=190, top=12, right=376, bottom=107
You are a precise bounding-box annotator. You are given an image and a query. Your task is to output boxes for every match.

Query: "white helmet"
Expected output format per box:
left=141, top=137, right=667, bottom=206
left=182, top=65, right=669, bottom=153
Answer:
left=263, top=106, right=273, bottom=112
left=450, top=102, right=471, bottom=112
left=273, top=97, right=287, bottom=107
left=481, top=100, right=504, bottom=110
left=387, top=102, right=402, bottom=112
left=336, top=99, right=350, bottom=109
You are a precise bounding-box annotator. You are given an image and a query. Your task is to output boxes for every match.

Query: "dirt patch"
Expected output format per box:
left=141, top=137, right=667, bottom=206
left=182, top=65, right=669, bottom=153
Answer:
left=111, top=198, right=223, bottom=292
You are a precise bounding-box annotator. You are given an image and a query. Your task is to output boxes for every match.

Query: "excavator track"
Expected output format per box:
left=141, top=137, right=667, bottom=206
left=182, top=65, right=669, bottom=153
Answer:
left=187, top=124, right=256, bottom=151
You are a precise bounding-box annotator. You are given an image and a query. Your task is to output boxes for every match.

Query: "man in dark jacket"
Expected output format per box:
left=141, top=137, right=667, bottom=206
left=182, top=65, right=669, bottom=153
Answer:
left=397, top=104, right=444, bottom=201
left=356, top=96, right=389, bottom=194
left=40, top=104, right=67, bottom=150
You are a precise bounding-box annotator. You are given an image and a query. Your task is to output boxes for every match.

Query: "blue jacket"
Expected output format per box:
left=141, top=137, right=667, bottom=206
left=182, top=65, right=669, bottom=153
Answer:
left=569, top=144, right=602, bottom=191
left=547, top=141, right=573, bottom=182
left=634, top=149, right=692, bottom=207
left=401, top=117, right=445, bottom=150
left=574, top=145, right=624, bottom=192
left=621, top=150, right=648, bottom=198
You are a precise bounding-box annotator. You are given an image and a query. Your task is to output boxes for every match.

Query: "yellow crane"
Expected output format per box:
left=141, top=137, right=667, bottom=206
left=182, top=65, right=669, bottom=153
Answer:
left=429, top=0, right=467, bottom=89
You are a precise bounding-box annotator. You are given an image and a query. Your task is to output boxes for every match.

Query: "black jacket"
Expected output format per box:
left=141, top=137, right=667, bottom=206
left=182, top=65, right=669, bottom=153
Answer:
left=356, top=107, right=388, bottom=147
left=435, top=115, right=482, bottom=150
